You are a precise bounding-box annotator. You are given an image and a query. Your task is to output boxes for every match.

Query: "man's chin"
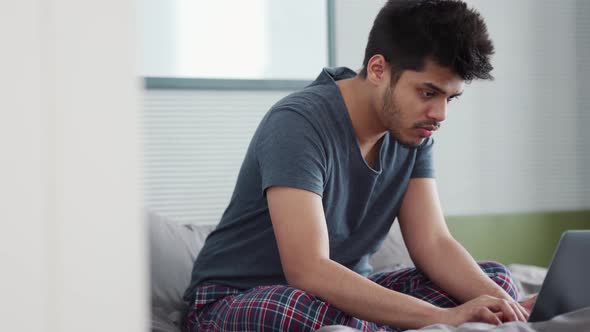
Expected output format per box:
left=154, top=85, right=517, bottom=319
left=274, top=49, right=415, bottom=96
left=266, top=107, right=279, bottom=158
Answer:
left=388, top=130, right=426, bottom=148
left=396, top=137, right=425, bottom=149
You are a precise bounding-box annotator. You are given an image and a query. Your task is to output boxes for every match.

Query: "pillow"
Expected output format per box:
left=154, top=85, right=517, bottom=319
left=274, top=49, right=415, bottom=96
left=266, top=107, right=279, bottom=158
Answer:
left=147, top=210, right=215, bottom=320
left=369, top=220, right=415, bottom=273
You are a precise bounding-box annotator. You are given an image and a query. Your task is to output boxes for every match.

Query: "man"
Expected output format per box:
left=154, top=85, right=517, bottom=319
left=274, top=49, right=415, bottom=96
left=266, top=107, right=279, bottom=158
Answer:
left=183, top=1, right=537, bottom=331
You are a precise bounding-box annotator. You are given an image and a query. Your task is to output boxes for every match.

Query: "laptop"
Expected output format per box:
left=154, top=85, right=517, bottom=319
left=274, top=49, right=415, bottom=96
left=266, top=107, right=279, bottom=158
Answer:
left=528, top=230, right=590, bottom=322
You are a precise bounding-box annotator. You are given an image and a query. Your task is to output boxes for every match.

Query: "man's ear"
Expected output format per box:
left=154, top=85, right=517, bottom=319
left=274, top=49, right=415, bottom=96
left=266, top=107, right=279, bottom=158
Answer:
left=366, top=54, right=389, bottom=85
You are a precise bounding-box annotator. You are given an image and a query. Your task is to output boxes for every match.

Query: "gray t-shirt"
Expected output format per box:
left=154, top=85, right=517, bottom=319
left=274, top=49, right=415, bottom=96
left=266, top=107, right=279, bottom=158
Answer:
left=183, top=67, right=434, bottom=303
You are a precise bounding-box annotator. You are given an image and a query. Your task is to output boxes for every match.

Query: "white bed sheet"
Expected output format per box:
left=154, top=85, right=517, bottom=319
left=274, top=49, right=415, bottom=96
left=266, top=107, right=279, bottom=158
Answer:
left=317, top=307, right=590, bottom=332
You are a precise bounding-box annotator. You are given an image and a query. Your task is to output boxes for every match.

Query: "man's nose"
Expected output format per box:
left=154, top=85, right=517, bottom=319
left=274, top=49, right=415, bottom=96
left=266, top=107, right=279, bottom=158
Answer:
left=427, top=99, right=447, bottom=122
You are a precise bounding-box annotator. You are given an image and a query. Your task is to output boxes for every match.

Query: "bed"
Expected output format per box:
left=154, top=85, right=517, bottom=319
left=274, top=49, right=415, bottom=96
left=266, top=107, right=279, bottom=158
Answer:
left=148, top=211, right=590, bottom=331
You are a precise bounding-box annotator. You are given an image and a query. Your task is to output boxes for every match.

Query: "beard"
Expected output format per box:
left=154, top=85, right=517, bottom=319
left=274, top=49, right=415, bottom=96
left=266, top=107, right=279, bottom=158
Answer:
left=378, top=86, right=440, bottom=148
left=379, top=86, right=422, bottom=148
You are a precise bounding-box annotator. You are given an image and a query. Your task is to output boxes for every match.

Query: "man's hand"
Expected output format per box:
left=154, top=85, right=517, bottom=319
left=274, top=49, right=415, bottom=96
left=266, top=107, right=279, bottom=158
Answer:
left=440, top=295, right=530, bottom=326
left=519, top=294, right=538, bottom=314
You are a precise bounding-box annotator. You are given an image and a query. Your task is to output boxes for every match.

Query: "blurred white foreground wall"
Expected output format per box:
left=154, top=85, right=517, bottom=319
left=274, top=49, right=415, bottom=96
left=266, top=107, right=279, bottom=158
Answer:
left=0, top=0, right=147, bottom=331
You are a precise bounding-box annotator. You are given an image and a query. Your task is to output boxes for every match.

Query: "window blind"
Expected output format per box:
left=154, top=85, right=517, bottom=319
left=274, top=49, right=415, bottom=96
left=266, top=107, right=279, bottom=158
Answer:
left=143, top=89, right=291, bottom=224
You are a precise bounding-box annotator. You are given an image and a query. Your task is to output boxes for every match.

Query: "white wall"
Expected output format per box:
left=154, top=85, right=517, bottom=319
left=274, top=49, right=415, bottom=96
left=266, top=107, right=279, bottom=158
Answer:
left=1, top=0, right=146, bottom=331
left=333, top=0, right=386, bottom=70
left=1, top=1, right=49, bottom=329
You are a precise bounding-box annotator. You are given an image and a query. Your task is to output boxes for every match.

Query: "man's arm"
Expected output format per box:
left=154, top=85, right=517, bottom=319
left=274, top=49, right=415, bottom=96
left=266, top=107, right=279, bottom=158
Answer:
left=397, top=178, right=529, bottom=320
left=267, top=186, right=517, bottom=328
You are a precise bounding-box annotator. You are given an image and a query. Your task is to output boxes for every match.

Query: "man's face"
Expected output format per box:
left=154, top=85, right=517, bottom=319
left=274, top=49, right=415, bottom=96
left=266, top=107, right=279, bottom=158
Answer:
left=376, top=60, right=465, bottom=148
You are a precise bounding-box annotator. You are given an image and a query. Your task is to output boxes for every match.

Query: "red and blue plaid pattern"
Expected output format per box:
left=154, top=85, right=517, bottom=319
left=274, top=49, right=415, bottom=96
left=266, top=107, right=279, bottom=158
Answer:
left=186, top=261, right=519, bottom=331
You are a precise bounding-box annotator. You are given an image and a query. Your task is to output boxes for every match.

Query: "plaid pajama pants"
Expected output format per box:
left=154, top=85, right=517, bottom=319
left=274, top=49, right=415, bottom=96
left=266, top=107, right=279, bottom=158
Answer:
left=185, top=261, right=519, bottom=332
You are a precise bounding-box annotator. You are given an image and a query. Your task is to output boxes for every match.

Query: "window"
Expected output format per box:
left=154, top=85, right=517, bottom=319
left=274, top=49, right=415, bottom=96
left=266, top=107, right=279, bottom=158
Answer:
left=141, top=0, right=332, bottom=81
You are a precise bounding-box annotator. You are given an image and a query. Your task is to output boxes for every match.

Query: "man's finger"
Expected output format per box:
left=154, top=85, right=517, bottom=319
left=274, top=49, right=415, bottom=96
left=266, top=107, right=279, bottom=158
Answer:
left=519, top=295, right=538, bottom=313
left=510, top=302, right=527, bottom=322
left=494, top=299, right=519, bottom=322
left=489, top=299, right=518, bottom=322
left=480, top=307, right=502, bottom=325
left=516, top=302, right=530, bottom=320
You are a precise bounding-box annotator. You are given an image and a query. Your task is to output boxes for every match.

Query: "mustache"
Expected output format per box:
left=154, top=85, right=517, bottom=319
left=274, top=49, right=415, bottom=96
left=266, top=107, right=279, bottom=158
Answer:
left=413, top=121, right=441, bottom=130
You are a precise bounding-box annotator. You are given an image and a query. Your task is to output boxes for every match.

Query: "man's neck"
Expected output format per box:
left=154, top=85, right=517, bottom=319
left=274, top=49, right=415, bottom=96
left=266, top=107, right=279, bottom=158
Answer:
left=336, top=76, right=387, bottom=150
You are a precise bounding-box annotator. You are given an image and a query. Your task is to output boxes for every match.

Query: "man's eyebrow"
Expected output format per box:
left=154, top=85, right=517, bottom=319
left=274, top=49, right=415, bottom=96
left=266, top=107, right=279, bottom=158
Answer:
left=423, top=82, right=463, bottom=98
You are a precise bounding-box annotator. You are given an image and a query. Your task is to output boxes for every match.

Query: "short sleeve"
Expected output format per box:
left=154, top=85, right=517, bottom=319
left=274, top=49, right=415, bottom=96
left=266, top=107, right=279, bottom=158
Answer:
left=411, top=137, right=435, bottom=178
left=255, top=110, right=327, bottom=196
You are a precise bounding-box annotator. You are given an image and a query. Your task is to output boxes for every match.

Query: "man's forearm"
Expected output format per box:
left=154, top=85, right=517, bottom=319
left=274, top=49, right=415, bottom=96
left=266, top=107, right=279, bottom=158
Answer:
left=290, top=258, right=445, bottom=329
left=415, top=237, right=513, bottom=303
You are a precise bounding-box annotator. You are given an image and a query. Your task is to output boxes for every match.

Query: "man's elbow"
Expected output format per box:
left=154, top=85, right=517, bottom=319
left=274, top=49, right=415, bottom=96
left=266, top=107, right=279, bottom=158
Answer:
left=282, top=257, right=326, bottom=291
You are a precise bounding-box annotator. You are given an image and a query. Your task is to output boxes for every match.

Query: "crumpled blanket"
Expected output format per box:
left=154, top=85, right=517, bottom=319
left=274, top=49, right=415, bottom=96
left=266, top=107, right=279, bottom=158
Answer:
left=316, top=306, right=590, bottom=332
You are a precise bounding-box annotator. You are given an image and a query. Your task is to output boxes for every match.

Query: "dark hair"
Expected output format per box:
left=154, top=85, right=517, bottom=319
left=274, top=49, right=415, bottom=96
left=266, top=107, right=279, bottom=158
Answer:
left=360, top=0, right=494, bottom=82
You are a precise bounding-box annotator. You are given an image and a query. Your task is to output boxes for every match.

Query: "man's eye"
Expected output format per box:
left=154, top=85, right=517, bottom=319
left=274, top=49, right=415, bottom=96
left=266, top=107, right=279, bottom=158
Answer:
left=447, top=95, right=460, bottom=103
left=422, top=91, right=436, bottom=98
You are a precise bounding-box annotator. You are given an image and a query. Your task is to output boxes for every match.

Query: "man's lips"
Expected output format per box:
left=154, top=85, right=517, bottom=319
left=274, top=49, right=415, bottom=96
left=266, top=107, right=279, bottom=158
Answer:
left=416, top=127, right=433, bottom=137
left=415, top=125, right=439, bottom=137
